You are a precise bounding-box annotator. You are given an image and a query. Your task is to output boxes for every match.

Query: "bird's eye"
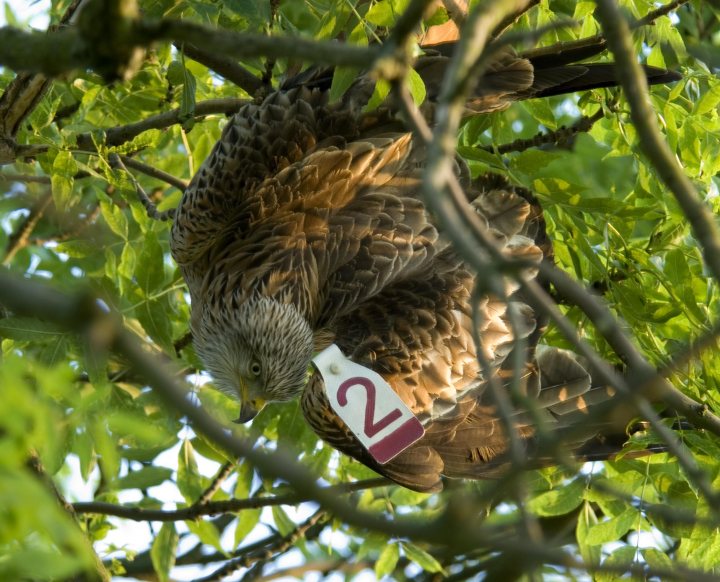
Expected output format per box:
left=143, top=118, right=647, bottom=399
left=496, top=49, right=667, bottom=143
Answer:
left=250, top=361, right=261, bottom=376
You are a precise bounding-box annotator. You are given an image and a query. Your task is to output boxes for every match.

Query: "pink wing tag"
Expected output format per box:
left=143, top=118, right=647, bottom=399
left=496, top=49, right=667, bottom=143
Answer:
left=312, top=345, right=425, bottom=464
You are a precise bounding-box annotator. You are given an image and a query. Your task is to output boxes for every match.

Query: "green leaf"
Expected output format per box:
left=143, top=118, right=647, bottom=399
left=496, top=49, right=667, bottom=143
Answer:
left=179, top=67, right=197, bottom=131
left=107, top=412, right=175, bottom=447
left=365, top=0, right=410, bottom=26
left=330, top=67, right=361, bottom=103
left=51, top=151, right=78, bottom=210
left=166, top=61, right=186, bottom=85
left=641, top=548, right=674, bottom=571
left=407, top=68, right=426, bottom=106
left=186, top=520, right=225, bottom=554
left=177, top=439, right=205, bottom=503
left=271, top=505, right=296, bottom=536
left=136, top=231, right=165, bottom=294
left=51, top=174, right=74, bottom=211
left=576, top=502, right=601, bottom=566
left=375, top=542, right=399, bottom=578
left=99, top=196, right=129, bottom=240
left=402, top=542, right=445, bottom=574
left=389, top=488, right=430, bottom=507
left=594, top=547, right=637, bottom=582
left=73, top=429, right=96, bottom=482
left=527, top=478, right=585, bottom=516
left=150, top=522, right=178, bottom=582
left=114, top=466, right=173, bottom=490
left=135, top=297, right=174, bottom=352
left=522, top=98, right=556, bottom=129
left=89, top=418, right=119, bottom=481
left=693, top=82, right=720, bottom=116
left=0, top=317, right=66, bottom=342
left=234, top=508, right=261, bottom=546
left=585, top=507, right=638, bottom=545
left=233, top=461, right=254, bottom=499
left=118, top=243, right=137, bottom=293
left=328, top=23, right=367, bottom=103
left=56, top=240, right=101, bottom=258
left=364, top=79, right=391, bottom=112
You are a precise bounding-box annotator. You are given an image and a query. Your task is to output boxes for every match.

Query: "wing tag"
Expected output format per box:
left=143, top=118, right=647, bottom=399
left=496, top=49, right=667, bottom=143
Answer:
left=312, top=344, right=425, bottom=464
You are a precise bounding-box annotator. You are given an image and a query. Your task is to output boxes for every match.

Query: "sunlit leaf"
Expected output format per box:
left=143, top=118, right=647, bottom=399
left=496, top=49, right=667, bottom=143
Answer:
left=375, top=542, right=399, bottom=578
left=402, top=542, right=445, bottom=574
left=150, top=522, right=178, bottom=582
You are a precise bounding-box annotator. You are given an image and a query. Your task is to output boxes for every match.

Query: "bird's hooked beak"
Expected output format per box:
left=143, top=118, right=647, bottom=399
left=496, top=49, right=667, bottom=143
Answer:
left=232, top=378, right=266, bottom=424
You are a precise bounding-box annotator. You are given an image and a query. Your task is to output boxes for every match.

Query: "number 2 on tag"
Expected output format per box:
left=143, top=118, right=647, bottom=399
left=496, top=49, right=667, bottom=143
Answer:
left=337, top=377, right=402, bottom=437
left=313, top=344, right=425, bottom=464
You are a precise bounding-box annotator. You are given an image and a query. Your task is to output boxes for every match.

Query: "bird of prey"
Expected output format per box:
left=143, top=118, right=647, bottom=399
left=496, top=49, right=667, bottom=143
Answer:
left=171, top=41, right=678, bottom=492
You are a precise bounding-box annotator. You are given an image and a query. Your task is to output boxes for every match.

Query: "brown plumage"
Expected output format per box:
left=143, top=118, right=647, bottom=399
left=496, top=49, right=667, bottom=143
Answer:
left=171, top=41, right=677, bottom=491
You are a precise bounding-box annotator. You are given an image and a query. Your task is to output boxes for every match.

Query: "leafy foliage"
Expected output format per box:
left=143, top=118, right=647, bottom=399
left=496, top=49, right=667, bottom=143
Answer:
left=1, top=0, right=720, bottom=580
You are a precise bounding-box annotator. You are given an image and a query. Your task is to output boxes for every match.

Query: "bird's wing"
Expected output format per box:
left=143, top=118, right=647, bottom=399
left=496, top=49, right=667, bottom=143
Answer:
left=301, top=177, right=609, bottom=491
left=171, top=86, right=352, bottom=298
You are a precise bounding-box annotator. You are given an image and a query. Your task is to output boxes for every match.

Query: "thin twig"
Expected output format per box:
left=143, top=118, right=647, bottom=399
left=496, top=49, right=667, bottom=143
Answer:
left=196, top=462, right=236, bottom=505
left=633, top=0, right=690, bottom=28
left=197, top=510, right=328, bottom=582
left=178, top=42, right=263, bottom=96
left=110, top=153, right=175, bottom=221
left=3, top=191, right=52, bottom=265
left=118, top=154, right=188, bottom=191
left=76, top=98, right=246, bottom=151
left=0, top=173, right=51, bottom=184
left=476, top=108, right=606, bottom=154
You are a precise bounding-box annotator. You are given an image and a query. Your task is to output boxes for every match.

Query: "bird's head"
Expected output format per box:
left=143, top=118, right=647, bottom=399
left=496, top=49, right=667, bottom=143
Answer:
left=192, top=295, right=314, bottom=423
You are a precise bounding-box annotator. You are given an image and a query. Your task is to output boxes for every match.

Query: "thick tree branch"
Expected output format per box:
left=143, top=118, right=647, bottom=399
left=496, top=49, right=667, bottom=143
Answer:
left=0, top=1, right=86, bottom=140
left=73, top=478, right=388, bottom=521
left=0, top=16, right=379, bottom=79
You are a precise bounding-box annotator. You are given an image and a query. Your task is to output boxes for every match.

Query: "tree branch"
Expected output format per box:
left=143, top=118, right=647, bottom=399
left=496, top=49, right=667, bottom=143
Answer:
left=3, top=191, right=52, bottom=265
left=178, top=42, right=264, bottom=97
left=197, top=510, right=328, bottom=582
left=0, top=16, right=379, bottom=78
left=196, top=461, right=236, bottom=505
left=73, top=478, right=388, bottom=521
left=76, top=98, right=247, bottom=151
left=117, top=154, right=188, bottom=191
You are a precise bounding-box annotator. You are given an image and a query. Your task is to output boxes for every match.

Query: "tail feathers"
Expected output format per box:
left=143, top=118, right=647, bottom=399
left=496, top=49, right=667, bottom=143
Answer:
left=432, top=347, right=670, bottom=484
left=283, top=39, right=680, bottom=118
left=530, top=63, right=682, bottom=99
